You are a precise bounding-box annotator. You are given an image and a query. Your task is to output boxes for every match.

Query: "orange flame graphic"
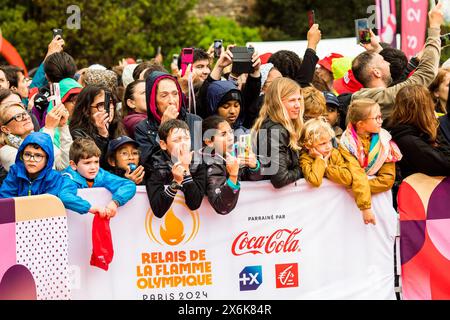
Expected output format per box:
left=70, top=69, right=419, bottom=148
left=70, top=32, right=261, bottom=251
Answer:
left=160, top=208, right=185, bottom=245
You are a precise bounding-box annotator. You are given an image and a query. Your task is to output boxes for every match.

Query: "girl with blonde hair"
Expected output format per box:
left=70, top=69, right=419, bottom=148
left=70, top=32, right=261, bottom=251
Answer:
left=299, top=117, right=352, bottom=188
left=252, top=77, right=303, bottom=188
left=339, top=98, right=402, bottom=225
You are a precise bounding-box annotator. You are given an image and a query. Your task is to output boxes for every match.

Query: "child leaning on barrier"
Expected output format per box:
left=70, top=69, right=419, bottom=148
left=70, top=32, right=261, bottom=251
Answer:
left=201, top=115, right=261, bottom=215
left=144, top=119, right=206, bottom=219
left=58, top=138, right=136, bottom=219
left=299, top=117, right=352, bottom=188
left=0, top=132, right=63, bottom=198
left=338, top=99, right=402, bottom=225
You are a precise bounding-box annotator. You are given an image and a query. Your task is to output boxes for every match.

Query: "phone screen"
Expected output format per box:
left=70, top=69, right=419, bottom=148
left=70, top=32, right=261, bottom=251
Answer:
left=308, top=10, right=315, bottom=28
left=238, top=134, right=251, bottom=157
left=50, top=83, right=61, bottom=106
left=355, top=19, right=370, bottom=44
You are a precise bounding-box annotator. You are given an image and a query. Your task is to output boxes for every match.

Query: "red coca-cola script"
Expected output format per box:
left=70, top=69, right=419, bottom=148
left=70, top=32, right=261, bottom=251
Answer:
left=231, top=228, right=302, bottom=256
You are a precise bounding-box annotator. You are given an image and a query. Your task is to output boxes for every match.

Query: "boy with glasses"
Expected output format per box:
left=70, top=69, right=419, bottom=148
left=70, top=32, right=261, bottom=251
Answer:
left=106, top=136, right=145, bottom=185
left=0, top=132, right=63, bottom=198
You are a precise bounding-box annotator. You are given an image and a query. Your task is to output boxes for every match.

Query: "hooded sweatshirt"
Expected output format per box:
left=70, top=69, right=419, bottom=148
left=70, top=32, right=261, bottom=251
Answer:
left=134, top=71, right=202, bottom=163
left=206, top=80, right=248, bottom=138
left=0, top=132, right=63, bottom=198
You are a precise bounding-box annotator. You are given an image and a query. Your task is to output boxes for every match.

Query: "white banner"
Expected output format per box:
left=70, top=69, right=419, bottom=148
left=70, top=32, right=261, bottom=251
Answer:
left=67, top=180, right=397, bottom=300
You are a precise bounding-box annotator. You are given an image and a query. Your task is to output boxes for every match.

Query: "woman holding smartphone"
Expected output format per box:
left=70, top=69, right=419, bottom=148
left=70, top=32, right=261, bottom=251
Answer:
left=70, top=85, right=126, bottom=168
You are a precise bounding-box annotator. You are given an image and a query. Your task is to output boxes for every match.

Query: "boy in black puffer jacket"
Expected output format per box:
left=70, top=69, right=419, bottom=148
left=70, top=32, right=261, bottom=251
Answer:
left=144, top=119, right=206, bottom=218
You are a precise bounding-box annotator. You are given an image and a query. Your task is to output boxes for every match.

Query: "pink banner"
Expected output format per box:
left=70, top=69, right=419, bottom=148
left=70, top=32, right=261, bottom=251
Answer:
left=376, top=0, right=398, bottom=48
left=401, top=0, right=429, bottom=59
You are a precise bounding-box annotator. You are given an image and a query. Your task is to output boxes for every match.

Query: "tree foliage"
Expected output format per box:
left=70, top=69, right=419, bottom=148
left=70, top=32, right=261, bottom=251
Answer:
left=0, top=0, right=262, bottom=70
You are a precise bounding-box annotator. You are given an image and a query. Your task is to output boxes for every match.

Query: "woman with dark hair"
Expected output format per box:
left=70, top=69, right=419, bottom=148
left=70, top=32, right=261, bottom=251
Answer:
left=389, top=85, right=450, bottom=178
left=122, top=80, right=146, bottom=138
left=70, top=85, right=126, bottom=168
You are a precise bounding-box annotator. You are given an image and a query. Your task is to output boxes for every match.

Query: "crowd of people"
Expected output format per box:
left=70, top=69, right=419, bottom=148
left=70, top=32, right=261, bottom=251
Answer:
left=0, top=3, right=449, bottom=225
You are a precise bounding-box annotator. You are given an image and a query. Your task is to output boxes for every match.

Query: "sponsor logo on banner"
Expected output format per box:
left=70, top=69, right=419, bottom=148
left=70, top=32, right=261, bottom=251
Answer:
left=275, top=263, right=299, bottom=288
left=145, top=195, right=200, bottom=246
left=239, top=266, right=263, bottom=291
left=231, top=228, right=302, bottom=256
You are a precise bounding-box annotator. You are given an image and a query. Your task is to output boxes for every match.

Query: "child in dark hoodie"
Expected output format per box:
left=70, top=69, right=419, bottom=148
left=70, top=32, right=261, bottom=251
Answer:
left=134, top=71, right=202, bottom=164
left=0, top=132, right=63, bottom=198
left=206, top=80, right=249, bottom=139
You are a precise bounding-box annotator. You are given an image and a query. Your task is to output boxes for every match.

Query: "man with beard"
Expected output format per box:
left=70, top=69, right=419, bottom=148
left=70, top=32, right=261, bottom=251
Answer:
left=350, top=2, right=444, bottom=120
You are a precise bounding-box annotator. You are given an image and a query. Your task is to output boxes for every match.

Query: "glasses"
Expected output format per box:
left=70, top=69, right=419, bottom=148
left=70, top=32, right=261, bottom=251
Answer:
left=91, top=102, right=107, bottom=111
left=118, top=150, right=140, bottom=160
left=23, top=152, right=46, bottom=163
left=3, top=111, right=30, bottom=125
left=367, top=115, right=383, bottom=123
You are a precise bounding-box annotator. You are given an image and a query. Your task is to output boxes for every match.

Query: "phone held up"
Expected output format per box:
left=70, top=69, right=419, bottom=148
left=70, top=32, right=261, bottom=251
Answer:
left=355, top=18, right=371, bottom=44
left=52, top=28, right=63, bottom=39
left=181, top=48, right=194, bottom=77
left=214, top=39, right=223, bottom=58
left=104, top=91, right=111, bottom=117
left=308, top=10, right=315, bottom=28
left=230, top=46, right=255, bottom=75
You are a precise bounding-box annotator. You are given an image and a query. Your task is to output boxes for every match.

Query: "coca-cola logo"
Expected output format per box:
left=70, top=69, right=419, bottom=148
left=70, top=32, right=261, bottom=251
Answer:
left=231, top=228, right=302, bottom=256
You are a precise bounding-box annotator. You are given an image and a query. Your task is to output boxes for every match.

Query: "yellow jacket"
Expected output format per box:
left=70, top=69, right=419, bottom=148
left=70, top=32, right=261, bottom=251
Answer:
left=339, top=134, right=396, bottom=210
left=299, top=148, right=352, bottom=188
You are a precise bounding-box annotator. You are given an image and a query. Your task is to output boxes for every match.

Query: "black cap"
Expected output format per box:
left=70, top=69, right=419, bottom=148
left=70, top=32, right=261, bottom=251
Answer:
left=218, top=89, right=242, bottom=107
left=107, top=136, right=138, bottom=158
left=323, top=91, right=340, bottom=108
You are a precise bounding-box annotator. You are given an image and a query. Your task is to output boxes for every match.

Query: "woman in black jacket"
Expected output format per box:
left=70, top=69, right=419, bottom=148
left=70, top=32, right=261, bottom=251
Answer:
left=389, top=85, right=450, bottom=179
left=252, top=77, right=304, bottom=188
left=69, top=85, right=126, bottom=169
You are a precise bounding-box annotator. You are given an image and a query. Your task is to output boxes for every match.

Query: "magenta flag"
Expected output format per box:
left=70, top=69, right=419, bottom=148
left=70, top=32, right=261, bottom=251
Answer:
left=401, top=0, right=429, bottom=59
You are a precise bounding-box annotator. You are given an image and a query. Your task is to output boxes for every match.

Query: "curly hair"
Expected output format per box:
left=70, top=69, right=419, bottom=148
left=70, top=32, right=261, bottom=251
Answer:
left=268, top=50, right=303, bottom=82
left=299, top=116, right=335, bottom=149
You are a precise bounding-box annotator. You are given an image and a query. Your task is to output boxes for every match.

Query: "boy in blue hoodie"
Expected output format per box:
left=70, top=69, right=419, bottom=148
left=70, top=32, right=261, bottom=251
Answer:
left=59, top=138, right=136, bottom=218
left=0, top=132, right=63, bottom=198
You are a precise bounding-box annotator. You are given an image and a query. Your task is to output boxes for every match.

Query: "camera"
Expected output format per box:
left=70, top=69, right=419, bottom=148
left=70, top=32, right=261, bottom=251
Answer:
left=230, top=46, right=255, bottom=75
left=214, top=39, right=223, bottom=58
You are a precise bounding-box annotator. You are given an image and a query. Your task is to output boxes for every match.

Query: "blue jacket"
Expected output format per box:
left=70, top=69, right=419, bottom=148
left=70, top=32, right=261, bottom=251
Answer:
left=0, top=132, right=62, bottom=198
left=59, top=166, right=137, bottom=214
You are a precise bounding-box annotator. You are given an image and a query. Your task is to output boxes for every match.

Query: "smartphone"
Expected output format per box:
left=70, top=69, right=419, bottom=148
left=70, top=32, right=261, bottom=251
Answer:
left=355, top=18, right=371, bottom=44
left=214, top=39, right=223, bottom=58
left=181, top=48, right=194, bottom=77
left=308, top=10, right=315, bottom=28
left=104, top=91, right=111, bottom=117
left=156, top=46, right=161, bottom=56
left=231, top=47, right=254, bottom=75
left=50, top=83, right=61, bottom=106
left=238, top=134, right=252, bottom=157
left=52, top=28, right=63, bottom=39
left=172, top=54, right=179, bottom=66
